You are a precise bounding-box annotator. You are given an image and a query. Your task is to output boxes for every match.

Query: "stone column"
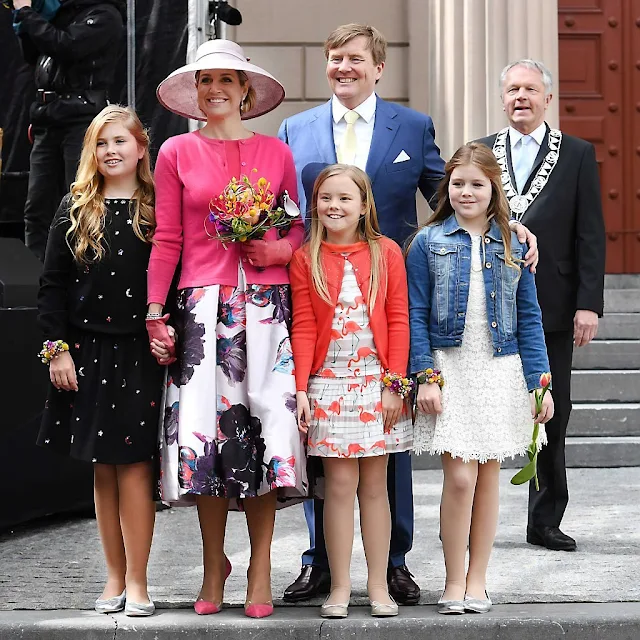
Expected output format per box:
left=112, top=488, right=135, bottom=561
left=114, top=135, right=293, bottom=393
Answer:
left=409, top=0, right=559, bottom=160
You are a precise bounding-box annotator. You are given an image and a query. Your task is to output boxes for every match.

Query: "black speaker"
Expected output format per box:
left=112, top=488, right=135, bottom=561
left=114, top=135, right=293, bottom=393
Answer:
left=0, top=237, right=42, bottom=308
left=0, top=246, right=94, bottom=530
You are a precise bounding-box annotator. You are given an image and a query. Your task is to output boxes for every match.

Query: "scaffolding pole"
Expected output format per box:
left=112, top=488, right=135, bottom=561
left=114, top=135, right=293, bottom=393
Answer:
left=126, top=0, right=135, bottom=108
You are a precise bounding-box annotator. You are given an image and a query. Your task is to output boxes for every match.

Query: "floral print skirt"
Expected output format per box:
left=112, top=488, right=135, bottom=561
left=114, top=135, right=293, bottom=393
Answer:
left=158, top=269, right=308, bottom=509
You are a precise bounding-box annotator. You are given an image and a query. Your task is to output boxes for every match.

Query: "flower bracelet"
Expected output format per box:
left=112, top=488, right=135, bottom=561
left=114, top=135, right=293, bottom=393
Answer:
left=382, top=371, right=415, bottom=398
left=39, top=339, right=69, bottom=365
left=416, top=367, right=444, bottom=388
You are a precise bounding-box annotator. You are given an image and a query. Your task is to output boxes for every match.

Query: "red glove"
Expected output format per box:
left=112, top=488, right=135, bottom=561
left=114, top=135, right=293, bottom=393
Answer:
left=146, top=314, right=177, bottom=365
left=241, top=238, right=293, bottom=268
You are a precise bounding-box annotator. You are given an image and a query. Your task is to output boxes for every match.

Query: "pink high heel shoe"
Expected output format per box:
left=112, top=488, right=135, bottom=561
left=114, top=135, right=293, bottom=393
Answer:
left=193, top=556, right=232, bottom=615
left=244, top=601, right=274, bottom=618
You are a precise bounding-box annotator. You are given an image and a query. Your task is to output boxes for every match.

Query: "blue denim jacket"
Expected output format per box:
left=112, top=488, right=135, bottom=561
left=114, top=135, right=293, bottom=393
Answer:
left=406, top=215, right=550, bottom=391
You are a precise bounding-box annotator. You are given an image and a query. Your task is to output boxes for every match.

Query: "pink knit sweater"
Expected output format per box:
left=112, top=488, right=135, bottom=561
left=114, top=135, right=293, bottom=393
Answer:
left=147, top=131, right=303, bottom=305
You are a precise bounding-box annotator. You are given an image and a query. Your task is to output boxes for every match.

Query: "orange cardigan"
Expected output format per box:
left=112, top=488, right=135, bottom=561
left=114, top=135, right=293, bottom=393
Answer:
left=290, top=237, right=410, bottom=392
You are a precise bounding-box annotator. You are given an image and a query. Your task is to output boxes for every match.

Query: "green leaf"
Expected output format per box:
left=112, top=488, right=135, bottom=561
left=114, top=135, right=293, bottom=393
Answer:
left=511, top=462, right=535, bottom=485
left=511, top=454, right=538, bottom=485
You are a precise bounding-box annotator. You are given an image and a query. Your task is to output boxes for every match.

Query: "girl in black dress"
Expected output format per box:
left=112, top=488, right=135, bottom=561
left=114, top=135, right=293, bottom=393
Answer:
left=37, top=105, right=168, bottom=616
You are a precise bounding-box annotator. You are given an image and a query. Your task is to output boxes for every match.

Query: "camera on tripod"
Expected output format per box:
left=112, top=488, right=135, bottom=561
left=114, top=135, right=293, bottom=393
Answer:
left=208, top=0, right=242, bottom=38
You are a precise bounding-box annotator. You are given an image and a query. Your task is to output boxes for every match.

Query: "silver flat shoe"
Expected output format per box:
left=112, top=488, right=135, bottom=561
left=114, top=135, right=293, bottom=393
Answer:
left=94, top=590, right=125, bottom=614
left=320, top=596, right=349, bottom=618
left=464, top=592, right=492, bottom=613
left=370, top=596, right=398, bottom=617
left=437, top=597, right=465, bottom=615
left=125, top=598, right=155, bottom=617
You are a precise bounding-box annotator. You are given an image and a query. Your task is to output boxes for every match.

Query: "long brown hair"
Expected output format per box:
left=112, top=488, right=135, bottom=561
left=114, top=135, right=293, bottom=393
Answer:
left=308, top=164, right=386, bottom=310
left=413, top=142, right=518, bottom=268
left=66, top=105, right=155, bottom=264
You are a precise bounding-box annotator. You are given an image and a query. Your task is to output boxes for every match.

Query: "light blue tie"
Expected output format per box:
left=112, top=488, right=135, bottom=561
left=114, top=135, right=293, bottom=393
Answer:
left=513, top=135, right=533, bottom=193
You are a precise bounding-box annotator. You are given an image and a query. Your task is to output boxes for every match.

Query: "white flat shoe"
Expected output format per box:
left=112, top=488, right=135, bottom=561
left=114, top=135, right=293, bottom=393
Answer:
left=94, top=590, right=126, bottom=614
left=125, top=598, right=155, bottom=616
left=464, top=592, right=492, bottom=613
left=437, top=590, right=465, bottom=615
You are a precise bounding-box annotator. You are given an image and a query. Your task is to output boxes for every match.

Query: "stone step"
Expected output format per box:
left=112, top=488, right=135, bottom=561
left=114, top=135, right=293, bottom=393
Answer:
left=568, top=403, right=640, bottom=436
left=572, top=340, right=640, bottom=369
left=571, top=370, right=640, bottom=403
left=605, top=289, right=640, bottom=313
left=596, top=314, right=640, bottom=340
left=605, top=274, right=640, bottom=288
left=564, top=436, right=640, bottom=467
left=3, top=605, right=640, bottom=640
left=412, top=436, right=640, bottom=470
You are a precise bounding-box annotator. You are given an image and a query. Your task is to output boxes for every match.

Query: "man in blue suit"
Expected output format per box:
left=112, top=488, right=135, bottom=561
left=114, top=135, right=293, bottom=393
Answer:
left=278, top=23, right=445, bottom=605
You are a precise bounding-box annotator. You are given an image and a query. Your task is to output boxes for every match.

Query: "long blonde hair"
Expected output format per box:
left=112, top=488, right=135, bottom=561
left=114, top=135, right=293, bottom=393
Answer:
left=410, top=142, right=518, bottom=268
left=66, top=105, right=155, bottom=264
left=308, top=164, right=386, bottom=310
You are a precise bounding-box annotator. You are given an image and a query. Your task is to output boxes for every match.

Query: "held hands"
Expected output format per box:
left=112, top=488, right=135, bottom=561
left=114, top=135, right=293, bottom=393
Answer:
left=296, top=390, right=311, bottom=434
left=382, top=387, right=403, bottom=433
left=50, top=351, right=78, bottom=392
left=150, top=325, right=177, bottom=365
left=574, top=309, right=598, bottom=347
left=146, top=314, right=177, bottom=365
left=530, top=390, right=554, bottom=424
left=512, top=222, right=539, bottom=273
left=416, top=382, right=443, bottom=415
left=241, top=238, right=292, bottom=268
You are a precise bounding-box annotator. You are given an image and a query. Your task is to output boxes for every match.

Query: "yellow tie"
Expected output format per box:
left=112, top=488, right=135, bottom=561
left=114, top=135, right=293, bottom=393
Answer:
left=337, top=110, right=360, bottom=164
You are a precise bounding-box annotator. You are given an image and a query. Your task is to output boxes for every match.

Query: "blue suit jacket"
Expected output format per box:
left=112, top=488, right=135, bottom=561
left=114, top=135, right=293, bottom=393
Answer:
left=278, top=96, right=445, bottom=247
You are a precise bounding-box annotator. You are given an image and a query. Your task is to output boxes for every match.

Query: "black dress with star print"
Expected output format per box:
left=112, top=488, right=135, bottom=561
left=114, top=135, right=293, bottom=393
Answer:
left=37, top=198, right=164, bottom=465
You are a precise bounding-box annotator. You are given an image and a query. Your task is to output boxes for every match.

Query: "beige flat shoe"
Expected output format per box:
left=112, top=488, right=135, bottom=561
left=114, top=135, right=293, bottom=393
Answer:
left=370, top=596, right=398, bottom=617
left=320, top=596, right=349, bottom=618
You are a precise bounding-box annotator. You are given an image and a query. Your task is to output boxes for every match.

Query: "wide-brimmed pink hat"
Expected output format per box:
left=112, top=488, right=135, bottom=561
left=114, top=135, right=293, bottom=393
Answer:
left=157, top=39, right=285, bottom=121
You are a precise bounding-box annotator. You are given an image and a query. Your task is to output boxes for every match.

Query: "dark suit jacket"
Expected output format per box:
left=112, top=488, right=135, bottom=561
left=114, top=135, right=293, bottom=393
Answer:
left=278, top=96, right=445, bottom=247
left=477, top=124, right=606, bottom=332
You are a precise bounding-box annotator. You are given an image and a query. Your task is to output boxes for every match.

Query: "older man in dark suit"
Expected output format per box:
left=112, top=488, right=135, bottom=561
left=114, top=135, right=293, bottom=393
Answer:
left=477, top=59, right=606, bottom=551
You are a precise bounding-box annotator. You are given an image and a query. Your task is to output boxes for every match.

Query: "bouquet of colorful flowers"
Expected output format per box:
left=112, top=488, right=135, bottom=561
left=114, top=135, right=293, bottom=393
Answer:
left=206, top=170, right=300, bottom=246
left=511, top=372, right=552, bottom=490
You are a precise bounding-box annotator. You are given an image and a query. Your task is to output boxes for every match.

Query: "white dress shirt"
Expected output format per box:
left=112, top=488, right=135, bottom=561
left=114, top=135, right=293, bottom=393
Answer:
left=332, top=92, right=377, bottom=171
left=509, top=122, right=546, bottom=193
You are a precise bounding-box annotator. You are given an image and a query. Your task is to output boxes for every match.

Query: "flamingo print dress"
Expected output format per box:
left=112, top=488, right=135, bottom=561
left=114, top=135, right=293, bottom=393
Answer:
left=306, top=258, right=413, bottom=458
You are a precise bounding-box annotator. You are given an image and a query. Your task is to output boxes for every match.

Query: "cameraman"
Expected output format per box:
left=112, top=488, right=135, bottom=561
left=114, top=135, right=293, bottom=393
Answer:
left=13, top=0, right=125, bottom=260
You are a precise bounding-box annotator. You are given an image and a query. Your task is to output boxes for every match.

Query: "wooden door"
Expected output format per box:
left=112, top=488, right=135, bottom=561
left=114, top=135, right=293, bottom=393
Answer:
left=558, top=0, right=640, bottom=273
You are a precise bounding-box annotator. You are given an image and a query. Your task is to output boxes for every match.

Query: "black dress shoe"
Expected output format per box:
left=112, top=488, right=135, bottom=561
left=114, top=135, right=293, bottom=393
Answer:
left=283, top=565, right=331, bottom=602
left=527, top=526, right=577, bottom=551
left=387, top=565, right=420, bottom=605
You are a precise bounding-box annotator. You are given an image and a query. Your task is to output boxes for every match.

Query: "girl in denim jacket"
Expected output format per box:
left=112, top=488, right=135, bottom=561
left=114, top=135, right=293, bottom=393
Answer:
left=406, top=143, right=554, bottom=614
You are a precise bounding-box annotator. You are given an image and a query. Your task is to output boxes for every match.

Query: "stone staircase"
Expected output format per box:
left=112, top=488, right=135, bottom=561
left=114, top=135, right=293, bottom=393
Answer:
left=568, top=274, right=640, bottom=467
left=412, top=274, right=640, bottom=471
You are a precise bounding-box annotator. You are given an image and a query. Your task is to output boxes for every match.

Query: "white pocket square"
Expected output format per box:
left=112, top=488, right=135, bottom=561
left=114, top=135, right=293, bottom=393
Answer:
left=393, top=150, right=410, bottom=163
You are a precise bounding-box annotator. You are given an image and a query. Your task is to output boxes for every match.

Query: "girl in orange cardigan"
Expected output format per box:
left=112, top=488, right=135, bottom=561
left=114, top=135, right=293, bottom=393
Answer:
left=290, top=164, right=413, bottom=619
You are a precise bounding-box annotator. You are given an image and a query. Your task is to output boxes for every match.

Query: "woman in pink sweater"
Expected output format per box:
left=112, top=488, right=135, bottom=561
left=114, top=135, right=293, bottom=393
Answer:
left=147, top=40, right=307, bottom=619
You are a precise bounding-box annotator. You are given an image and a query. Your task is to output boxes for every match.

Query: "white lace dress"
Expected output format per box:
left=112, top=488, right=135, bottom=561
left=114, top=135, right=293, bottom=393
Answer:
left=413, top=234, right=546, bottom=462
